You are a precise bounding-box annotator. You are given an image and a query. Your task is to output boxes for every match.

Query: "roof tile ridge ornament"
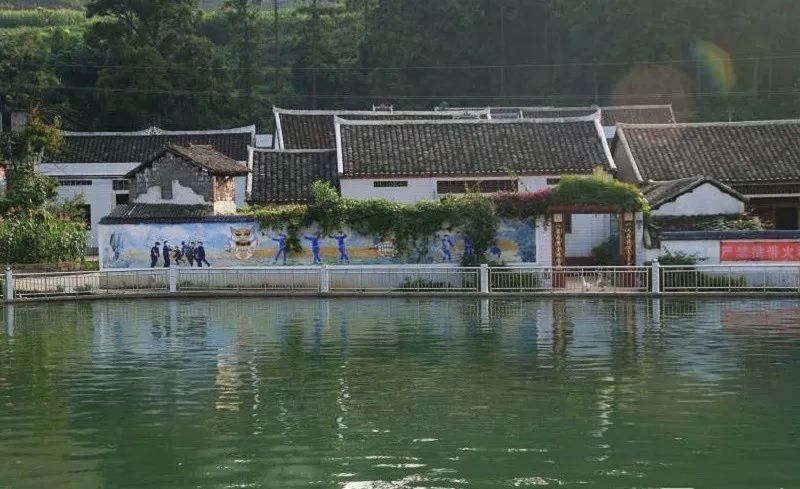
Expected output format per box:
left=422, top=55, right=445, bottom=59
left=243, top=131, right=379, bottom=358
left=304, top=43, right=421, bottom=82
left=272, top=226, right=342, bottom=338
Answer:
left=273, top=106, right=490, bottom=118
left=600, top=104, right=674, bottom=110
left=333, top=109, right=601, bottom=127
left=251, top=147, right=337, bottom=154
left=60, top=125, right=257, bottom=137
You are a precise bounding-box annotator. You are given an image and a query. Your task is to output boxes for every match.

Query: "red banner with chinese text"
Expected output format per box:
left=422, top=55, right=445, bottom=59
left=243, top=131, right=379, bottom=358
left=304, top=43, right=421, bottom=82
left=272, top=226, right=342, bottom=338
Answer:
left=720, top=241, right=800, bottom=262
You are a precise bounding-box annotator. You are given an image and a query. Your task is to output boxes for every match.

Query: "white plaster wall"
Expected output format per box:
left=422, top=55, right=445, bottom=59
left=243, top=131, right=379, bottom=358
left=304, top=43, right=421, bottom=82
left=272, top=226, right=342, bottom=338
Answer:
left=565, top=214, right=611, bottom=257
left=55, top=179, right=117, bottom=248
left=651, top=240, right=722, bottom=263
left=234, top=176, right=247, bottom=206
left=136, top=180, right=207, bottom=205
left=534, top=217, right=552, bottom=266
left=652, top=184, right=745, bottom=216
left=340, top=175, right=562, bottom=202
left=340, top=178, right=438, bottom=202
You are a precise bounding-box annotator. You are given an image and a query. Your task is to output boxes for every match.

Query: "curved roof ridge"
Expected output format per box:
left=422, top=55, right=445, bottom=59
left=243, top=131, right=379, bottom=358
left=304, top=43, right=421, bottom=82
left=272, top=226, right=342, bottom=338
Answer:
left=62, top=125, right=257, bottom=136
left=333, top=110, right=600, bottom=127
left=273, top=106, right=490, bottom=117
left=618, top=118, right=800, bottom=129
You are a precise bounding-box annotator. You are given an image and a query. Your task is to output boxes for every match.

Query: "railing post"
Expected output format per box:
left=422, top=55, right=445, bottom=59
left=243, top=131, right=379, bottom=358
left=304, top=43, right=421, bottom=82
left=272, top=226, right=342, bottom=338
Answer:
left=320, top=265, right=330, bottom=294
left=168, top=267, right=177, bottom=293
left=651, top=259, right=661, bottom=294
left=4, top=267, right=13, bottom=301
left=480, top=263, right=490, bottom=294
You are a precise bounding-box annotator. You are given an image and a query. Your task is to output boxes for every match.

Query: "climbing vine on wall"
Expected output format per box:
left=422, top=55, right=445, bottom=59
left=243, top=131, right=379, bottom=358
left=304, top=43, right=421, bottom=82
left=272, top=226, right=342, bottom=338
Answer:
left=244, top=174, right=649, bottom=264
left=246, top=182, right=498, bottom=264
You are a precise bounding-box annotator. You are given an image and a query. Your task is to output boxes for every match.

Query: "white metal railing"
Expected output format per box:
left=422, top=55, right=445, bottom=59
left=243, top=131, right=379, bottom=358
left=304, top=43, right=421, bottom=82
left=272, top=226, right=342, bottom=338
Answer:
left=9, top=269, right=169, bottom=299
left=328, top=265, right=480, bottom=293
left=4, top=264, right=800, bottom=301
left=661, top=264, right=800, bottom=293
left=177, top=267, right=320, bottom=292
left=490, top=266, right=650, bottom=293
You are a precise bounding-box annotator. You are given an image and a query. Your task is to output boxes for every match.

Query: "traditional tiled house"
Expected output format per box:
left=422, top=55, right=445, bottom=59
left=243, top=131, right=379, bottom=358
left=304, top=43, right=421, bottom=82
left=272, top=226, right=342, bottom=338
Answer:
left=615, top=120, right=800, bottom=229
left=40, top=125, right=256, bottom=247
left=334, top=111, right=617, bottom=262
left=247, top=148, right=339, bottom=204
left=641, top=176, right=747, bottom=217
left=272, top=107, right=490, bottom=150
left=121, top=143, right=250, bottom=215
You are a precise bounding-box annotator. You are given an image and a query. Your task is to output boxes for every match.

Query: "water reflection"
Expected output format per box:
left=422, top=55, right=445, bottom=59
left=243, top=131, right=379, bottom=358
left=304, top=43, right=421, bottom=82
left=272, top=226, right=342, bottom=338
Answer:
left=1, top=297, right=800, bottom=488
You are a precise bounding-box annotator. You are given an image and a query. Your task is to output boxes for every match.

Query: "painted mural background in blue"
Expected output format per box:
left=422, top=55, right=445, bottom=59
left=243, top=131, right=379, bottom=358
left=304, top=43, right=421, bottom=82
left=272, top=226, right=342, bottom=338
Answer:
left=99, top=218, right=538, bottom=268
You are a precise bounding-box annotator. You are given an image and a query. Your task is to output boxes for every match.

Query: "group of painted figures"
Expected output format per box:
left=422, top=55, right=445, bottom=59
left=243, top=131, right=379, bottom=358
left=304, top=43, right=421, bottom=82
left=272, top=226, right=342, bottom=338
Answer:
left=269, top=232, right=350, bottom=265
left=150, top=241, right=210, bottom=268
left=268, top=232, right=502, bottom=265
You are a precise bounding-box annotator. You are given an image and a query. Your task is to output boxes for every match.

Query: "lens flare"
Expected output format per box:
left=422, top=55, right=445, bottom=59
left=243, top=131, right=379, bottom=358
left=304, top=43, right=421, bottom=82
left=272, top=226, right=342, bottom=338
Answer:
left=692, top=41, right=736, bottom=95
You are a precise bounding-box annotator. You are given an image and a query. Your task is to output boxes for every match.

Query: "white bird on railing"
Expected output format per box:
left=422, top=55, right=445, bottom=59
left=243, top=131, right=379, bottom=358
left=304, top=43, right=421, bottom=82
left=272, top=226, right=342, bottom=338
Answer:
left=581, top=275, right=592, bottom=291
left=595, top=273, right=607, bottom=291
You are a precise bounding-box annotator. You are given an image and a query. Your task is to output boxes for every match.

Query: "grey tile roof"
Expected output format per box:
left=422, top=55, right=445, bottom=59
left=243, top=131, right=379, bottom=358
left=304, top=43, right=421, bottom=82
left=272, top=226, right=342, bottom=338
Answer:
left=618, top=120, right=800, bottom=184
left=600, top=105, right=675, bottom=125
left=101, top=204, right=254, bottom=223
left=105, top=204, right=214, bottom=219
left=641, top=175, right=747, bottom=209
left=274, top=108, right=489, bottom=149
left=521, top=108, right=598, bottom=119
left=47, top=126, right=255, bottom=163
left=249, top=149, right=339, bottom=204
left=125, top=144, right=250, bottom=178
left=337, top=116, right=613, bottom=177
left=442, top=105, right=675, bottom=125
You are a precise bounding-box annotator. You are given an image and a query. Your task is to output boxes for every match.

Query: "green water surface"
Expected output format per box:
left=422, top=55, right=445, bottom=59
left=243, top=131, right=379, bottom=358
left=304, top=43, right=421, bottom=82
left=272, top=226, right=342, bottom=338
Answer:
left=1, top=297, right=799, bottom=488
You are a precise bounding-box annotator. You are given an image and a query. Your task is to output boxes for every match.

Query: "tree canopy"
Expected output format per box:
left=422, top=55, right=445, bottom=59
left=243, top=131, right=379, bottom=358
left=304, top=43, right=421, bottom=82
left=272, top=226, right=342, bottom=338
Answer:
left=2, top=0, right=800, bottom=130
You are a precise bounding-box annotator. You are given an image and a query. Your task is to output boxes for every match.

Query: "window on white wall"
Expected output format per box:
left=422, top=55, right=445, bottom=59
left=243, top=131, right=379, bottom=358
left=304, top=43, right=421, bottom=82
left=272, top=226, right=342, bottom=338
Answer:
left=59, top=179, right=93, bottom=186
left=373, top=181, right=409, bottom=188
left=437, top=180, right=517, bottom=194
left=112, top=180, right=130, bottom=191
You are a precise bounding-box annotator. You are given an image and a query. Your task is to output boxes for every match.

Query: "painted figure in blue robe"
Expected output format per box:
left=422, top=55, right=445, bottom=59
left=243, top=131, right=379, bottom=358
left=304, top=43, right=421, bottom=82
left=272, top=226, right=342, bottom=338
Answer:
left=489, top=244, right=502, bottom=259
left=440, top=234, right=455, bottom=261
left=162, top=241, right=171, bottom=267
left=272, top=233, right=288, bottom=264
left=462, top=235, right=474, bottom=257
left=330, top=232, right=349, bottom=262
left=304, top=234, right=323, bottom=264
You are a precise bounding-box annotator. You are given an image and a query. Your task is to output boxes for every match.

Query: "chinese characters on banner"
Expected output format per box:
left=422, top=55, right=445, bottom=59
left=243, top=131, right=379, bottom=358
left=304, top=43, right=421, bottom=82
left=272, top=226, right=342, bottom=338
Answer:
left=720, top=241, right=800, bottom=262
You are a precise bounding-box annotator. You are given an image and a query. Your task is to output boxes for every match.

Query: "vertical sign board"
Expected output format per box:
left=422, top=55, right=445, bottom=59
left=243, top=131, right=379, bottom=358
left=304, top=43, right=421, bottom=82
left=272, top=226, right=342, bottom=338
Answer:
left=720, top=241, right=800, bottom=262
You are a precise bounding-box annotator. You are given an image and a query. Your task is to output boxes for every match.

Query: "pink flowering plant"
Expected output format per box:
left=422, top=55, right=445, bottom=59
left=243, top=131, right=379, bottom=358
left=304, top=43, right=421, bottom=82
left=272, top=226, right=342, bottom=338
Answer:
left=492, top=187, right=552, bottom=218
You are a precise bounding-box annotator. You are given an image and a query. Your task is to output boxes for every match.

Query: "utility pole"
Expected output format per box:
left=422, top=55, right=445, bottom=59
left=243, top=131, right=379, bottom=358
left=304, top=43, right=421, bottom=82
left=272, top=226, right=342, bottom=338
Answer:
left=499, top=2, right=506, bottom=98
left=310, top=0, right=319, bottom=109
left=274, top=0, right=280, bottom=92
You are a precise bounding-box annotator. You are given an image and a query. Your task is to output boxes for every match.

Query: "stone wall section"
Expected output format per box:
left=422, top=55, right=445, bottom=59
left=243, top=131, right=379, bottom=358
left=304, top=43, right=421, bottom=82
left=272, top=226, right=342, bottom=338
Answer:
left=131, top=154, right=213, bottom=202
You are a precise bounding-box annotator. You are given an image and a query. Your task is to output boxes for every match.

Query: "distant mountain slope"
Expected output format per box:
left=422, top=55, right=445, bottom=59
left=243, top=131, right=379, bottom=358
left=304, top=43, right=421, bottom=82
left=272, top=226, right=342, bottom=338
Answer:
left=1, top=0, right=305, bottom=9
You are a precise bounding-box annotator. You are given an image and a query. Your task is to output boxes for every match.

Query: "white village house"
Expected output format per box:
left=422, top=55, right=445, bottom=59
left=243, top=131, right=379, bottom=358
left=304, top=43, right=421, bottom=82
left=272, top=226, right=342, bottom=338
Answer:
left=40, top=125, right=256, bottom=248
left=614, top=119, right=800, bottom=230
left=251, top=108, right=625, bottom=265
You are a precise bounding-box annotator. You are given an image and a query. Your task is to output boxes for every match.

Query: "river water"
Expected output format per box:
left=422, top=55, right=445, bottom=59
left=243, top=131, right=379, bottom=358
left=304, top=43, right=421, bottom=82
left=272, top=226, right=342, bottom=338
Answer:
left=1, top=297, right=799, bottom=488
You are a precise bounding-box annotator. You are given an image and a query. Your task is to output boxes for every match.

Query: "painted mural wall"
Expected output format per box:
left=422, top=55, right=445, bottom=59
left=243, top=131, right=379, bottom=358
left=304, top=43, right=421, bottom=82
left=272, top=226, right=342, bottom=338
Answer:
left=98, top=218, right=538, bottom=269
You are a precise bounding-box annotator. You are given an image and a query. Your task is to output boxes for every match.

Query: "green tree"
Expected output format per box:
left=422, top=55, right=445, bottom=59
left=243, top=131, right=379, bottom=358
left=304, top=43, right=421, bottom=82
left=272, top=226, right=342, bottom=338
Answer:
left=84, top=0, right=238, bottom=129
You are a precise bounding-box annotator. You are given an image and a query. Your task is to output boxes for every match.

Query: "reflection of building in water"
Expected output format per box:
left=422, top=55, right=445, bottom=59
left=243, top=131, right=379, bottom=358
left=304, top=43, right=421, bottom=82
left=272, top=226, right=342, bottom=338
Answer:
left=215, top=351, right=243, bottom=411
